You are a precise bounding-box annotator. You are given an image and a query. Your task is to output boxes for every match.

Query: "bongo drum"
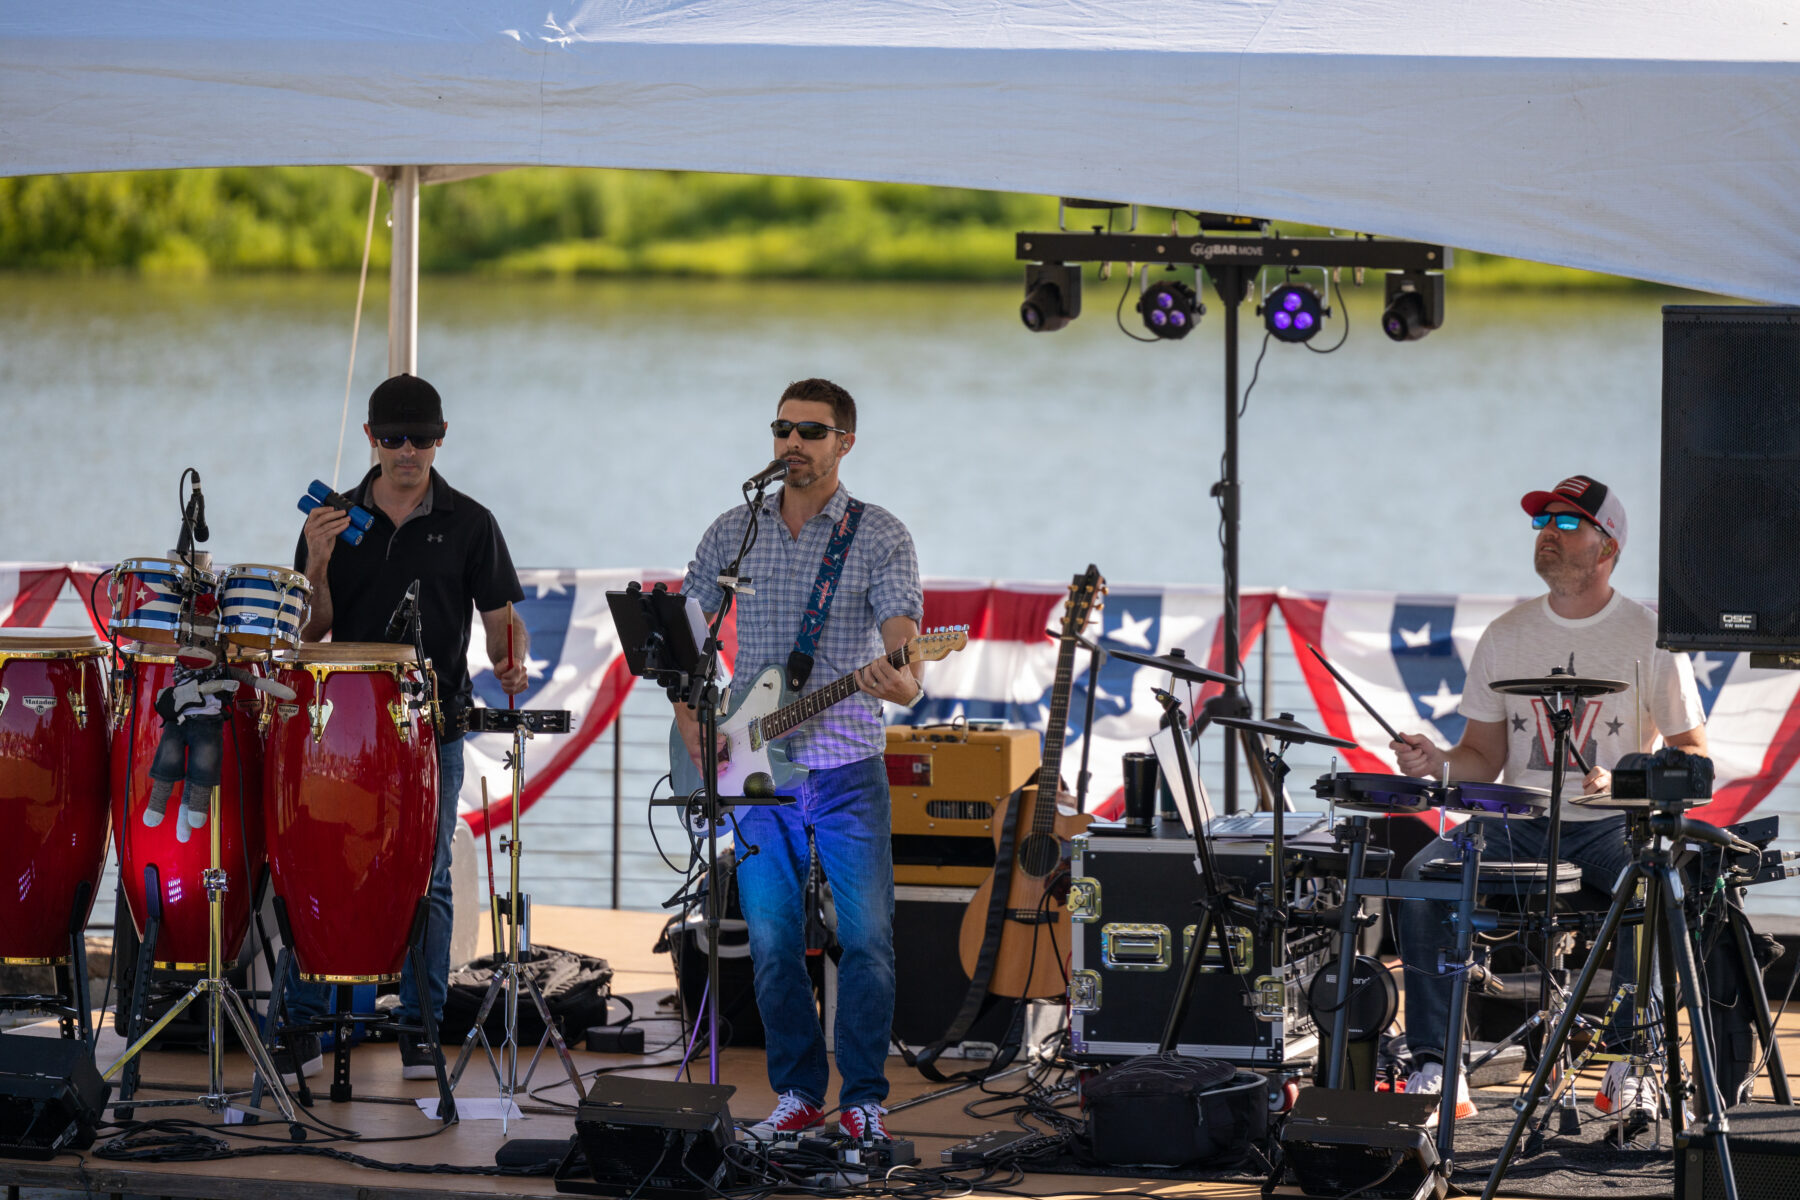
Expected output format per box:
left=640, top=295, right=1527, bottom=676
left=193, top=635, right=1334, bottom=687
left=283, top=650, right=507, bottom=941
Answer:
left=219, top=565, right=310, bottom=652
left=109, top=557, right=215, bottom=646
left=265, top=643, right=437, bottom=982
left=110, top=647, right=266, bottom=970
left=0, top=630, right=111, bottom=963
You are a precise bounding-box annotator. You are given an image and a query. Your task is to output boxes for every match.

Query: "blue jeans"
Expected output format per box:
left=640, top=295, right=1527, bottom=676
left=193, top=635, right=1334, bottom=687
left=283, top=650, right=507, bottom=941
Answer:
left=1395, top=813, right=1642, bottom=1064
left=733, top=756, right=894, bottom=1109
left=285, top=738, right=464, bottom=1030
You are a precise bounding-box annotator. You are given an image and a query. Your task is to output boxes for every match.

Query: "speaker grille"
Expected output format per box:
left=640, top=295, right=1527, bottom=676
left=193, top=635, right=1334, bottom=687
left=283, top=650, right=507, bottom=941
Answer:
left=1660, top=306, right=1800, bottom=651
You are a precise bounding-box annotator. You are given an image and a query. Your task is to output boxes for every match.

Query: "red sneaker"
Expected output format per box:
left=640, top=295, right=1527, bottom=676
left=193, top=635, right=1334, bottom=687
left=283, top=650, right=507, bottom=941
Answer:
left=746, top=1092, right=823, bottom=1141
left=837, top=1102, right=890, bottom=1141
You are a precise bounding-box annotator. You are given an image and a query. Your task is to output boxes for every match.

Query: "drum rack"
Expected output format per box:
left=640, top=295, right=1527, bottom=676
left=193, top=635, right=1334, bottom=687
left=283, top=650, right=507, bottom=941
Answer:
left=0, top=883, right=96, bottom=1044
left=446, top=706, right=582, bottom=1132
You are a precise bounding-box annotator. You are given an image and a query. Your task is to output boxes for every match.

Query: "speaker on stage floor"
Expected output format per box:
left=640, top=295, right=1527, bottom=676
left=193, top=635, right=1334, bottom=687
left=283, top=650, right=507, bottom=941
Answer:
left=1677, top=1102, right=1800, bottom=1200
left=1274, top=1087, right=1439, bottom=1199
left=555, top=1076, right=736, bottom=1199
left=1659, top=305, right=1800, bottom=652
left=0, top=1033, right=110, bottom=1160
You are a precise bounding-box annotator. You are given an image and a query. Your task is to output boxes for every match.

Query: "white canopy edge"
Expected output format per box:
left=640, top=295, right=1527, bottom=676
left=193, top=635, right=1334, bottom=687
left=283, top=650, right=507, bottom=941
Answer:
left=4, top=2, right=1799, bottom=301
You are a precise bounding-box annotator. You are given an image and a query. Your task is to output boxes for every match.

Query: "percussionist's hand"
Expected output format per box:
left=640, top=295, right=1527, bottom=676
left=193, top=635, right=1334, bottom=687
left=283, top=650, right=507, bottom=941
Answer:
left=1584, top=765, right=1611, bottom=795
left=491, top=653, right=529, bottom=695
left=1390, top=732, right=1437, bottom=778
left=302, top=504, right=350, bottom=568
left=856, top=653, right=922, bottom=706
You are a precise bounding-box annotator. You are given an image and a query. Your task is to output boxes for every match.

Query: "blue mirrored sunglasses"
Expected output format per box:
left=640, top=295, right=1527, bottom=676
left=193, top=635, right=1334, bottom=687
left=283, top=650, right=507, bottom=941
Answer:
left=1531, top=512, right=1599, bottom=534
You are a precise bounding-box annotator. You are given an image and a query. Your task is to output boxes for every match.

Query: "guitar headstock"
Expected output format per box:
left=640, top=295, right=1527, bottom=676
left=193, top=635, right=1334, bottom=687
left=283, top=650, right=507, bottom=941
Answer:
left=906, top=625, right=970, bottom=663
left=1060, top=564, right=1107, bottom=640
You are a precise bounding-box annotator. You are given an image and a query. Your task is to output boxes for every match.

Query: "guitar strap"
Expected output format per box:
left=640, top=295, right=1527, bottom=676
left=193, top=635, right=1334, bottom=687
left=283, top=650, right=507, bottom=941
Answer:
left=785, top=498, right=865, bottom=692
left=902, top=784, right=1028, bottom=1082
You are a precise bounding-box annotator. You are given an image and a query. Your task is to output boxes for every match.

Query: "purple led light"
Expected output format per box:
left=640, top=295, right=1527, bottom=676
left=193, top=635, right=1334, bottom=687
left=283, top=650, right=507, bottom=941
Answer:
left=1150, top=310, right=1168, bottom=327
left=1282, top=290, right=1304, bottom=312
left=1170, top=311, right=1187, bottom=328
left=1272, top=311, right=1292, bottom=330
left=1157, top=291, right=1176, bottom=310
left=1295, top=312, right=1315, bottom=331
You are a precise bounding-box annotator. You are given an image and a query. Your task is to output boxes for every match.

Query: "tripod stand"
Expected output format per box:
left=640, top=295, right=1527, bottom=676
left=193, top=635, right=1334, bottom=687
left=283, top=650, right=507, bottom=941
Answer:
left=1480, top=799, right=1745, bottom=1200
left=101, top=784, right=301, bottom=1131
left=447, top=707, right=582, bottom=1131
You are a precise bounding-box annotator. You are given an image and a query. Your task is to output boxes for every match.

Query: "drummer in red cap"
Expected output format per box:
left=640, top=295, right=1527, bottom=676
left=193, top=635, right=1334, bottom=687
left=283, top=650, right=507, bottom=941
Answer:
left=1387, top=475, right=1707, bottom=1136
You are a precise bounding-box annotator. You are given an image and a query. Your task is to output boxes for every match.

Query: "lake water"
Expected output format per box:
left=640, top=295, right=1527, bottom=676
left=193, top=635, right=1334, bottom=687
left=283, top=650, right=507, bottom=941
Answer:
left=16, top=273, right=1797, bottom=923
left=0, top=274, right=1680, bottom=600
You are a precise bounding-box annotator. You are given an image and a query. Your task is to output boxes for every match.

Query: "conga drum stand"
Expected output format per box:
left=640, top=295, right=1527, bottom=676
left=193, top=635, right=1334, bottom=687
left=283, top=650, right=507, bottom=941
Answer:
left=447, top=708, right=582, bottom=1132
left=0, top=882, right=95, bottom=1043
left=100, top=785, right=302, bottom=1131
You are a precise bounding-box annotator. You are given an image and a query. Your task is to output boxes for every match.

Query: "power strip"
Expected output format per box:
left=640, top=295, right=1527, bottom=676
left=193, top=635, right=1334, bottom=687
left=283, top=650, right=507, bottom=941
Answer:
left=940, top=1128, right=1043, bottom=1166
left=584, top=1025, right=645, bottom=1054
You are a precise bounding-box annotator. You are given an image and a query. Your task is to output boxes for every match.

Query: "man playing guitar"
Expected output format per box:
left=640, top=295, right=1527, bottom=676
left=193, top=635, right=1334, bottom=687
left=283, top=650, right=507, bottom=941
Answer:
left=673, top=378, right=923, bottom=1143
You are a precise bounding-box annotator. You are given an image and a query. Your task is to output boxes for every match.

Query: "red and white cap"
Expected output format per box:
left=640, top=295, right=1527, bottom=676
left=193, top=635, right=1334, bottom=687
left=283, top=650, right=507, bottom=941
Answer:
left=1520, top=474, right=1627, bottom=553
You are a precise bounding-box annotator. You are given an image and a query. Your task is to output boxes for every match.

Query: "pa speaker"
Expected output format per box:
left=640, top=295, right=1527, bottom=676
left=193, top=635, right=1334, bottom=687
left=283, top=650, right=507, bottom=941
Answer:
left=555, top=1076, right=735, bottom=1199
left=1677, top=1102, right=1800, bottom=1200
left=1659, top=305, right=1800, bottom=651
left=0, top=1034, right=110, bottom=1160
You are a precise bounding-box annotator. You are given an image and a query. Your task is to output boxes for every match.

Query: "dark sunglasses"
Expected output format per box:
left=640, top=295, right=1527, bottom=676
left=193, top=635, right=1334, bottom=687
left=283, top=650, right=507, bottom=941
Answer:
left=1532, top=512, right=1599, bottom=534
left=376, top=434, right=441, bottom=450
left=771, top=419, right=846, bottom=440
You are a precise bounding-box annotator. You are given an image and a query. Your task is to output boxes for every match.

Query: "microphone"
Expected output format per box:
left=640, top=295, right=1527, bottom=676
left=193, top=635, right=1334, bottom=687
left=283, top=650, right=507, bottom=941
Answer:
left=190, top=472, right=209, bottom=543
left=743, top=459, right=789, bottom=491
left=384, top=579, right=421, bottom=643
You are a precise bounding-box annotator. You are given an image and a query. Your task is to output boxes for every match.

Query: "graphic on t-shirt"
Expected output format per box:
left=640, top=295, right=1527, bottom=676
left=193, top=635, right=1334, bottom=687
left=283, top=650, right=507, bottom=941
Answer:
left=1391, top=600, right=1467, bottom=746
left=1525, top=695, right=1603, bottom=774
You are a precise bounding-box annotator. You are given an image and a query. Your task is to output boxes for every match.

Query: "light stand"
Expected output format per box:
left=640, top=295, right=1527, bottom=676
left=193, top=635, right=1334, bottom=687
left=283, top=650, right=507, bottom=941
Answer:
left=448, top=706, right=581, bottom=1131
left=100, top=785, right=302, bottom=1133
left=1014, top=225, right=1448, bottom=810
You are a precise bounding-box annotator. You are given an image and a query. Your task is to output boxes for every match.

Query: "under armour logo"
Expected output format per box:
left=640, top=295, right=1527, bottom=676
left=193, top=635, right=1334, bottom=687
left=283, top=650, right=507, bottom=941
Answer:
left=426, top=533, right=445, bottom=544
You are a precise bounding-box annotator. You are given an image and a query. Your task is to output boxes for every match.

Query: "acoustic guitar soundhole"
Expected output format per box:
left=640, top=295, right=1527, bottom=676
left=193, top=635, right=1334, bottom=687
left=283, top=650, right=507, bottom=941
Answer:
left=1017, top=833, right=1061, bottom=878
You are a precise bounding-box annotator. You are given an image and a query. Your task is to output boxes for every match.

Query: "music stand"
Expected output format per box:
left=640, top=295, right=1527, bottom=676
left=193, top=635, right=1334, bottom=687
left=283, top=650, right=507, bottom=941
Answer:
left=607, top=582, right=784, bottom=1086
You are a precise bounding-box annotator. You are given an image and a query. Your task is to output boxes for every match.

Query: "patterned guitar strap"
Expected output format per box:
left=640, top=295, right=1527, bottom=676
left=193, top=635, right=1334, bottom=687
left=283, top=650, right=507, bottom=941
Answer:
left=785, top=498, right=865, bottom=691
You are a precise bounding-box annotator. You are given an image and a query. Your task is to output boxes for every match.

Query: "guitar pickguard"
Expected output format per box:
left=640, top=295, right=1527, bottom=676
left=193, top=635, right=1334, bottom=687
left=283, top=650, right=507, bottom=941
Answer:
left=667, top=665, right=807, bottom=799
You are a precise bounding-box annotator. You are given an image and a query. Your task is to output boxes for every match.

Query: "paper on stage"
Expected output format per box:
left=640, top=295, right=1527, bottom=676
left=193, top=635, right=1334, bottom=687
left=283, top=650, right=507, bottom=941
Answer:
left=1149, top=720, right=1212, bottom=838
left=418, top=1097, right=522, bottom=1121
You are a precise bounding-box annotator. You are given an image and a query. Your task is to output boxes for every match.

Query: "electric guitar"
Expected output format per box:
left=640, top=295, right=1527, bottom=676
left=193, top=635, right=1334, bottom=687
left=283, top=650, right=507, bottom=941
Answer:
left=667, top=626, right=968, bottom=799
left=958, top=566, right=1102, bottom=999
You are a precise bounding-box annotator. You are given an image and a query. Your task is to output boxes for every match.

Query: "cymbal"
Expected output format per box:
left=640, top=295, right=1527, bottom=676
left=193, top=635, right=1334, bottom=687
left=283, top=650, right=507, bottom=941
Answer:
left=1490, top=672, right=1627, bottom=698
left=1105, top=645, right=1240, bottom=687
left=1210, top=712, right=1357, bottom=750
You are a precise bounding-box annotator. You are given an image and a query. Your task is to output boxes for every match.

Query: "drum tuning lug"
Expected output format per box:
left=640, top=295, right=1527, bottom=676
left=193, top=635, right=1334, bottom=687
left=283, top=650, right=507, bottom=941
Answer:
left=387, top=699, right=412, bottom=740
left=0, top=686, right=7, bottom=719
left=309, top=698, right=334, bottom=743
left=66, top=690, right=88, bottom=730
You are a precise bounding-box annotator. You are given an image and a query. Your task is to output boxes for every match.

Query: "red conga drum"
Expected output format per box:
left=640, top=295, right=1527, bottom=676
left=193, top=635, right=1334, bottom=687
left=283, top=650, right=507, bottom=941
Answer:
left=265, top=643, right=437, bottom=982
left=110, top=647, right=266, bottom=970
left=0, top=630, right=111, bottom=963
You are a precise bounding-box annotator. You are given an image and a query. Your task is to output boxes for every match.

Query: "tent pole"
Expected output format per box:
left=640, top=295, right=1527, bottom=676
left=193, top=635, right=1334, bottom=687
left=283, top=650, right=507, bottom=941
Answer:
left=388, top=165, right=420, bottom=379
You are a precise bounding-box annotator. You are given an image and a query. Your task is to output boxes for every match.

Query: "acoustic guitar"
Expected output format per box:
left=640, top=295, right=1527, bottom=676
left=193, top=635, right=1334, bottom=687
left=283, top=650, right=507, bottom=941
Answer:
left=668, top=626, right=968, bottom=798
left=957, top=566, right=1103, bottom=999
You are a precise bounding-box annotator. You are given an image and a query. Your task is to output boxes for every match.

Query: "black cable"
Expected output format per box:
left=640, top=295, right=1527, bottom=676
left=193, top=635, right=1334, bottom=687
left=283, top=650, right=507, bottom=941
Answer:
left=1304, top=278, right=1351, bottom=354
left=1113, top=269, right=1160, bottom=343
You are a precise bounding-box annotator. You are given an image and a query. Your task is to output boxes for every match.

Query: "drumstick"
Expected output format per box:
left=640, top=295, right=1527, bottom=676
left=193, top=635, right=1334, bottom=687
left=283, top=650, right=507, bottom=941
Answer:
left=481, top=777, right=500, bottom=952
left=506, top=600, right=516, bottom=711
left=1306, top=643, right=1404, bottom=744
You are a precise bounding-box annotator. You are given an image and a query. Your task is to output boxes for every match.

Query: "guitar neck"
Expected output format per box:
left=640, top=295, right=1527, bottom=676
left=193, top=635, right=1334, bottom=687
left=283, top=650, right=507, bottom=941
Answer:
left=1030, top=634, right=1080, bottom=835
left=758, top=644, right=909, bottom=741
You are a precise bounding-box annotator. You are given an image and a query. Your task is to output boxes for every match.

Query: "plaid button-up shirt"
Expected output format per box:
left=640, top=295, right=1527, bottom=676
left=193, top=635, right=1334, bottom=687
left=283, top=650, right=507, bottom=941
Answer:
left=683, top=483, right=922, bottom=769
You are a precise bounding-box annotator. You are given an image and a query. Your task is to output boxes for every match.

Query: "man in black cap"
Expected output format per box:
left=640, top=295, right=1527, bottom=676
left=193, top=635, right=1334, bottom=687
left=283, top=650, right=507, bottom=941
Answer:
left=280, top=373, right=528, bottom=1081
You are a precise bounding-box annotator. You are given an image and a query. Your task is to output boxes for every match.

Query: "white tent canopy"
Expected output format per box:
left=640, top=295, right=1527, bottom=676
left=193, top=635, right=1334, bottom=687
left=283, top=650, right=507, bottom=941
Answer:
left=4, top=1, right=1799, bottom=302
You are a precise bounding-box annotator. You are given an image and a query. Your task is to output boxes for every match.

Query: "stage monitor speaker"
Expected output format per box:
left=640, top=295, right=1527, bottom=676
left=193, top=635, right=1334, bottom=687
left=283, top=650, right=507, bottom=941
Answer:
left=0, top=1034, right=110, bottom=1161
left=1275, top=1087, right=1439, bottom=1199
left=1659, top=305, right=1800, bottom=652
left=1677, top=1101, right=1800, bottom=1200
left=555, top=1076, right=736, bottom=1199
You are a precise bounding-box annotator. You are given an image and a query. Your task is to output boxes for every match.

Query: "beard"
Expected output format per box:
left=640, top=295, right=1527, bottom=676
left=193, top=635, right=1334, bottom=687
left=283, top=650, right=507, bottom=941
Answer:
left=1534, top=545, right=1602, bottom=594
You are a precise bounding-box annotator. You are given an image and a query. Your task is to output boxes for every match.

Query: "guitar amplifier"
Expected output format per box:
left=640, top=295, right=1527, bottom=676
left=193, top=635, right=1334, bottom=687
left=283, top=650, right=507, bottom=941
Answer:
left=885, top=725, right=1039, bottom=886
left=1067, top=834, right=1331, bottom=1067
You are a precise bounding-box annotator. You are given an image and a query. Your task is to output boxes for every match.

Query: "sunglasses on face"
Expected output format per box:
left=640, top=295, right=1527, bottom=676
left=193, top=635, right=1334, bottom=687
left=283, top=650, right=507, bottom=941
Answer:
left=771, top=419, right=846, bottom=440
left=376, top=434, right=441, bottom=450
left=1532, top=512, right=1598, bottom=533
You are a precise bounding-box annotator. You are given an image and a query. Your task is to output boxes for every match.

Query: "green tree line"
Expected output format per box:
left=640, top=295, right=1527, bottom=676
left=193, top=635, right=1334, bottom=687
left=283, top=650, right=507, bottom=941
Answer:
left=0, top=167, right=1642, bottom=287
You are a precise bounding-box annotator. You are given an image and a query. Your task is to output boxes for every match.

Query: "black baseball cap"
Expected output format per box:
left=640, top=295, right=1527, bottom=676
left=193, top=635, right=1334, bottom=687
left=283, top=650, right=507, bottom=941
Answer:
left=368, top=374, right=447, bottom=439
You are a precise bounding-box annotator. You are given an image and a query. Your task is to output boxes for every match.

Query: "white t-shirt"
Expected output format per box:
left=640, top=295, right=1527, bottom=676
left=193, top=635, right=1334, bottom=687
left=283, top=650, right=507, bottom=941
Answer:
left=1460, top=591, right=1704, bottom=821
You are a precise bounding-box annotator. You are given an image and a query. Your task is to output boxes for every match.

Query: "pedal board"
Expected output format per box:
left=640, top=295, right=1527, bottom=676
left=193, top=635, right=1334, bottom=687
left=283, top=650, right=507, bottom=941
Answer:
left=743, top=1132, right=918, bottom=1181
left=940, top=1128, right=1046, bottom=1166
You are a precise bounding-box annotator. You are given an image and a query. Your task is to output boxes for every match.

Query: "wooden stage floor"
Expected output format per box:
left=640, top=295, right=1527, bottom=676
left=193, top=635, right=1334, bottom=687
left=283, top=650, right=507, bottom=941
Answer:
left=3, top=906, right=1796, bottom=1200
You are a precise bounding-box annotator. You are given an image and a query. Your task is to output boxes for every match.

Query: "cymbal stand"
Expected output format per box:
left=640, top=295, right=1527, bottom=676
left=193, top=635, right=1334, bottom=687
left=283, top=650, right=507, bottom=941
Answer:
left=100, top=785, right=302, bottom=1133
left=1481, top=802, right=1741, bottom=1200
left=1530, top=674, right=1586, bottom=1133
left=448, top=710, right=583, bottom=1133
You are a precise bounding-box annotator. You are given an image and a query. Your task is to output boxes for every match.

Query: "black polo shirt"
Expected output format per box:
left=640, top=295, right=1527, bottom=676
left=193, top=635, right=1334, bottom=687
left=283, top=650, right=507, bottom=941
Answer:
left=294, top=466, right=523, bottom=742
